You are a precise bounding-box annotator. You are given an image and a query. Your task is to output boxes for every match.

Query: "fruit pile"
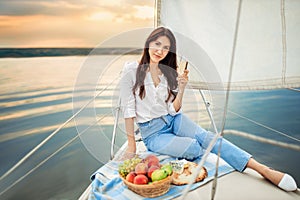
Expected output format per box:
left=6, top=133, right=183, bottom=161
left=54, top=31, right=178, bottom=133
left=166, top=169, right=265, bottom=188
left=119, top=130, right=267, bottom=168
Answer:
left=119, top=154, right=173, bottom=185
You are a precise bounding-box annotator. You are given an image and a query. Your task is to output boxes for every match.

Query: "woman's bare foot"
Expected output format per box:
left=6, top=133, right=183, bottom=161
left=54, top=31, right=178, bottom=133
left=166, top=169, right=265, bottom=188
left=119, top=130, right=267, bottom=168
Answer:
left=246, top=158, right=297, bottom=191
left=261, top=167, right=284, bottom=185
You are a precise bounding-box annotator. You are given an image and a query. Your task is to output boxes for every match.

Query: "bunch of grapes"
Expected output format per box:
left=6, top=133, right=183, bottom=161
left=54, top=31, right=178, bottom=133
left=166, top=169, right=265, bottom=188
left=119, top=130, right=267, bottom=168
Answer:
left=119, top=156, right=142, bottom=178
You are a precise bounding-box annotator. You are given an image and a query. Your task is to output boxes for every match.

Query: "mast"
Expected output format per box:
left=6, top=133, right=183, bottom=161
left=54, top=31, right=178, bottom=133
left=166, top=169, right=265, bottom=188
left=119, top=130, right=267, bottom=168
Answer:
left=154, top=0, right=161, bottom=28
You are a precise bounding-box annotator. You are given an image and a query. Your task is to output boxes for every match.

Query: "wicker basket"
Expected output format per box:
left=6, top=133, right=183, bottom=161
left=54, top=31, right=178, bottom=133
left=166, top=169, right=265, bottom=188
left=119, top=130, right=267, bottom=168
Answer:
left=120, top=175, right=172, bottom=197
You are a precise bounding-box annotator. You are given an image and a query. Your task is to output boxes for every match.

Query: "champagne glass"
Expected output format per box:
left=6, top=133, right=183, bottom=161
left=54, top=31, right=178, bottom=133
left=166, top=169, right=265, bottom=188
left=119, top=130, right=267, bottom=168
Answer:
left=177, top=58, right=188, bottom=75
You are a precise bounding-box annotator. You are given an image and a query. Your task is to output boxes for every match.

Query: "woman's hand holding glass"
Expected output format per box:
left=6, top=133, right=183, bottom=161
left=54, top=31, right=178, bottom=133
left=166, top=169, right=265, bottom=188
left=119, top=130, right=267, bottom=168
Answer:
left=178, top=69, right=189, bottom=93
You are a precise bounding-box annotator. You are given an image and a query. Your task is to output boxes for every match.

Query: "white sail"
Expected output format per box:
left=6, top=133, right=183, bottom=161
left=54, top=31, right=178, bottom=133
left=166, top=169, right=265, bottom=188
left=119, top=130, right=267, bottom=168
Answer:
left=158, top=0, right=300, bottom=90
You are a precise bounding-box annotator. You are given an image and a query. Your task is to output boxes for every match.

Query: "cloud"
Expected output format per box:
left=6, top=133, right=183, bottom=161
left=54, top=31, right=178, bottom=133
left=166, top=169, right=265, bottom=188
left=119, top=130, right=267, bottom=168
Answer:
left=0, top=1, right=39, bottom=16
left=0, top=0, right=93, bottom=16
left=134, top=5, right=154, bottom=20
left=88, top=11, right=115, bottom=21
left=0, top=0, right=155, bottom=47
left=0, top=0, right=154, bottom=23
left=0, top=0, right=154, bottom=18
left=87, top=1, right=154, bottom=22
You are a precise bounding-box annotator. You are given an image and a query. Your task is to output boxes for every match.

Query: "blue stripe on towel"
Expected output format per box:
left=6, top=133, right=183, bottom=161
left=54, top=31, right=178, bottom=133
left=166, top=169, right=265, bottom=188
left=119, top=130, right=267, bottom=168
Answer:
left=89, top=152, right=234, bottom=200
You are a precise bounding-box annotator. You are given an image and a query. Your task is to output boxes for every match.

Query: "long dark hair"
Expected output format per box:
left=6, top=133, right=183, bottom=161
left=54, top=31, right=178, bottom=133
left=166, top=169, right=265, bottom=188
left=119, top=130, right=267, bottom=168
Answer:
left=132, top=27, right=178, bottom=102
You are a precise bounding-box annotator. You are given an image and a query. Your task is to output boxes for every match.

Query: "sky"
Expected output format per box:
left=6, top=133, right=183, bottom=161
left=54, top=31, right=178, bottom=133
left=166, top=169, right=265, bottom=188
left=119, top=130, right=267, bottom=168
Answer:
left=0, top=0, right=154, bottom=47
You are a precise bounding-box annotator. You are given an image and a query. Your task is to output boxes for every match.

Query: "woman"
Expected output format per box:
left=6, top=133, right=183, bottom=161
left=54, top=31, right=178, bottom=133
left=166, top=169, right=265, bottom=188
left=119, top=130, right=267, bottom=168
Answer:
left=119, top=27, right=297, bottom=191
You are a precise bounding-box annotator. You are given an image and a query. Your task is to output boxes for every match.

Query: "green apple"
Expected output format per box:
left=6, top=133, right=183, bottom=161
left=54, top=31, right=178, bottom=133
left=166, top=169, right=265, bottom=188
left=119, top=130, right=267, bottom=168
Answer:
left=161, top=164, right=173, bottom=175
left=151, top=169, right=168, bottom=181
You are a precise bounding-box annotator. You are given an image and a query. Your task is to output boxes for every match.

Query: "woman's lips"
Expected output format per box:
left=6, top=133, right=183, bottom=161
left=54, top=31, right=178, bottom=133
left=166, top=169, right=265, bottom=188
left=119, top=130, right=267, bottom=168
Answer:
left=154, top=54, right=161, bottom=59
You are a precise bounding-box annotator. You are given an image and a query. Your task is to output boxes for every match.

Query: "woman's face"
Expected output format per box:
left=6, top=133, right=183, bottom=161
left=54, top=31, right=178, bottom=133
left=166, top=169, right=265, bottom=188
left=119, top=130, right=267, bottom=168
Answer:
left=148, top=36, right=170, bottom=64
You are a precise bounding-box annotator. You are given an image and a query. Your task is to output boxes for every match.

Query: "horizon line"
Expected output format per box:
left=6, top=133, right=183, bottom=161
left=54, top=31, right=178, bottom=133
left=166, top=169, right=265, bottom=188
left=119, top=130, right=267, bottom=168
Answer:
left=0, top=47, right=142, bottom=49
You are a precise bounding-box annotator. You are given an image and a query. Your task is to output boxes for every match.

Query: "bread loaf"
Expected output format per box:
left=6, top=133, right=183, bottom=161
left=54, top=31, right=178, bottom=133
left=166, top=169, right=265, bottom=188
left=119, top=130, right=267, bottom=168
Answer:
left=172, top=161, right=207, bottom=185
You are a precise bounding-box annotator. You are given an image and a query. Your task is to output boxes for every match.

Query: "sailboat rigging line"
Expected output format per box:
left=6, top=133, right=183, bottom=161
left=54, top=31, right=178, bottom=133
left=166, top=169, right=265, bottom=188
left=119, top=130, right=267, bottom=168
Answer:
left=154, top=0, right=161, bottom=28
left=224, top=130, right=300, bottom=151
left=281, top=0, right=287, bottom=86
left=180, top=1, right=244, bottom=199
left=220, top=0, right=243, bottom=136
left=178, top=122, right=223, bottom=200
left=227, top=109, right=300, bottom=143
left=288, top=88, right=300, bottom=92
left=0, top=110, right=113, bottom=197
left=213, top=1, right=243, bottom=200
left=209, top=101, right=300, bottom=144
left=111, top=97, right=121, bottom=159
left=0, top=74, right=121, bottom=183
left=198, top=90, right=222, bottom=200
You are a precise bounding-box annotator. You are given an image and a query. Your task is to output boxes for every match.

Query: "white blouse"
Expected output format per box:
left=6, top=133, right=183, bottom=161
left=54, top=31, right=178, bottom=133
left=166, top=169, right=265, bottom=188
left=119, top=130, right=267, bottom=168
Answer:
left=120, top=61, right=180, bottom=123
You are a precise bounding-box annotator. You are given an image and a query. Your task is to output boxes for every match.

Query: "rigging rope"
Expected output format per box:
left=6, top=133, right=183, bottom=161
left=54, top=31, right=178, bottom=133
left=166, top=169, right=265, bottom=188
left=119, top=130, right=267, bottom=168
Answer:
left=154, top=0, right=161, bottom=28
left=281, top=0, right=287, bottom=86
left=179, top=2, right=243, bottom=200
left=288, top=87, right=300, bottom=92
left=210, top=1, right=243, bottom=200
left=0, top=73, right=121, bottom=183
left=227, top=109, right=300, bottom=143
left=224, top=130, right=300, bottom=151
left=0, top=111, right=112, bottom=196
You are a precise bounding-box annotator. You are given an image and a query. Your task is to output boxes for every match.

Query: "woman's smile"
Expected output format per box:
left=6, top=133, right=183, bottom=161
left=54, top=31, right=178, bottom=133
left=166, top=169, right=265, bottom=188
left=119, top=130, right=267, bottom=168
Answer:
left=148, top=36, right=170, bottom=64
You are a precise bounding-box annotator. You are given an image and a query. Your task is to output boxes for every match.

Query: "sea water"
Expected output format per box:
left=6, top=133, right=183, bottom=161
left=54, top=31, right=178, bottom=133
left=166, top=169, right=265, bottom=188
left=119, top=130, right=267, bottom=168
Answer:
left=0, top=55, right=299, bottom=199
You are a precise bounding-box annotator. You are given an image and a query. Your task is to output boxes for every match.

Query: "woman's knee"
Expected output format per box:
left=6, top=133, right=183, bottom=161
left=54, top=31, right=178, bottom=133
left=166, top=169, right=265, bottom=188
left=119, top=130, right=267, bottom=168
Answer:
left=195, top=130, right=216, bottom=149
left=180, top=139, right=203, bottom=160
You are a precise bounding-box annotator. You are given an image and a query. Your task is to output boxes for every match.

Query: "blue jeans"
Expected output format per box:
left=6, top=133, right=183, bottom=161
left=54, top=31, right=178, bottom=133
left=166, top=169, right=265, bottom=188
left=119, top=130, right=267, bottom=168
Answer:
left=137, top=114, right=251, bottom=172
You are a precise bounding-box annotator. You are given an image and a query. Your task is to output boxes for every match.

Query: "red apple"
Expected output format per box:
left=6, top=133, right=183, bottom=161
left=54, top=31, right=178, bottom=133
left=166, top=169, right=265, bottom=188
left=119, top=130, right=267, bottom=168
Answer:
left=134, top=174, right=148, bottom=184
left=144, top=154, right=160, bottom=168
left=147, top=165, right=160, bottom=178
left=126, top=172, right=136, bottom=183
left=135, top=163, right=148, bottom=175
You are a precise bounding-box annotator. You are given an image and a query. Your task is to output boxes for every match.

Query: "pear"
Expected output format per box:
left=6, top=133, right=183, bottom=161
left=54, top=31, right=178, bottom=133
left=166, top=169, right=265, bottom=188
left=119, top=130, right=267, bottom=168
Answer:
left=151, top=169, right=168, bottom=182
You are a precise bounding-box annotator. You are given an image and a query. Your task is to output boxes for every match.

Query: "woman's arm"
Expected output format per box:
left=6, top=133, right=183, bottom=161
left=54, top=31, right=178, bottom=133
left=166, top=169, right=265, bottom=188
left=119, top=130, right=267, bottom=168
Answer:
left=173, top=89, right=184, bottom=112
left=119, top=62, right=137, bottom=158
left=173, top=69, right=189, bottom=112
left=125, top=117, right=136, bottom=157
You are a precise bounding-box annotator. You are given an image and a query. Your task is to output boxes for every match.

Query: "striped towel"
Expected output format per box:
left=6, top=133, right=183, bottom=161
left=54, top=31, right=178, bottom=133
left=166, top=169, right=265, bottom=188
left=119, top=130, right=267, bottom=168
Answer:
left=89, top=152, right=234, bottom=200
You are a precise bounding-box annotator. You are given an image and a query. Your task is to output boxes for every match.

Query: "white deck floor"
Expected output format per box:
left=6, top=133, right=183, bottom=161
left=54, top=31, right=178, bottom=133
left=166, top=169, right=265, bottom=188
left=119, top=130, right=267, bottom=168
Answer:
left=174, top=168, right=300, bottom=200
left=79, top=140, right=300, bottom=200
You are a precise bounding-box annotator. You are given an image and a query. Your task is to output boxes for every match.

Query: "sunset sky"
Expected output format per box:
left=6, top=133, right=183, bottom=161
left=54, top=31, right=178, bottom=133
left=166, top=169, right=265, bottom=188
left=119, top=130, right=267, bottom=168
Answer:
left=0, top=0, right=154, bottom=47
